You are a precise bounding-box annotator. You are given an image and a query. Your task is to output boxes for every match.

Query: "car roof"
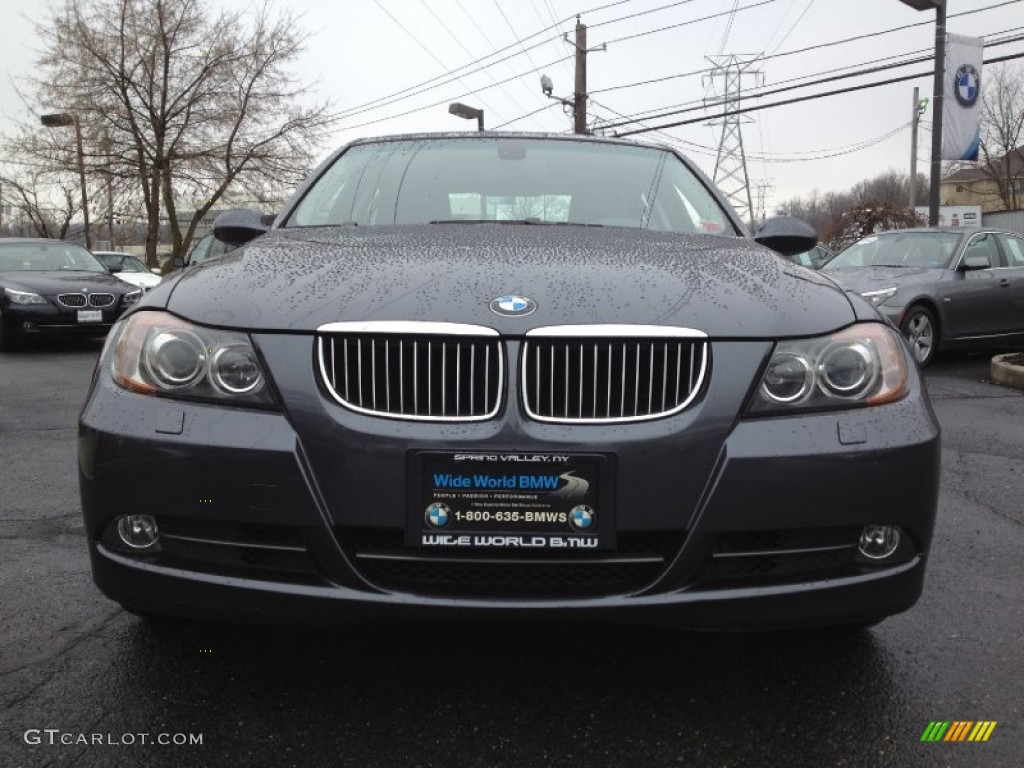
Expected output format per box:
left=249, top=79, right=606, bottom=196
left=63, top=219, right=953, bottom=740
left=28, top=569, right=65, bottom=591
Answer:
left=0, top=238, right=86, bottom=245
left=871, top=227, right=1011, bottom=236
left=344, top=130, right=676, bottom=154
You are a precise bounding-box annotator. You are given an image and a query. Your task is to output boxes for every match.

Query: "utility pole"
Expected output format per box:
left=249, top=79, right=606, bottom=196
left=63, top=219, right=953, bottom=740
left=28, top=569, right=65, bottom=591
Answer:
left=909, top=87, right=929, bottom=212
left=705, top=54, right=763, bottom=230
left=546, top=16, right=604, bottom=134
left=928, top=1, right=946, bottom=226
left=573, top=18, right=587, bottom=134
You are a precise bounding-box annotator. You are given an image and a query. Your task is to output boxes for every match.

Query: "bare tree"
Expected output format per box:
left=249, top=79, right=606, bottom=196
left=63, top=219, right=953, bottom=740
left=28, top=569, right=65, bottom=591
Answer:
left=23, top=0, right=329, bottom=263
left=775, top=170, right=928, bottom=248
left=823, top=201, right=924, bottom=252
left=851, top=170, right=917, bottom=207
left=0, top=168, right=81, bottom=239
left=977, top=62, right=1024, bottom=211
left=0, top=128, right=86, bottom=239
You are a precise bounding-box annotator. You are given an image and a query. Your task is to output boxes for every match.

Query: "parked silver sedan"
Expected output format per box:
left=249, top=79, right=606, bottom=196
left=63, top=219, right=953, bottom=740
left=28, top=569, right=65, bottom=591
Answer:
left=822, top=227, right=1024, bottom=366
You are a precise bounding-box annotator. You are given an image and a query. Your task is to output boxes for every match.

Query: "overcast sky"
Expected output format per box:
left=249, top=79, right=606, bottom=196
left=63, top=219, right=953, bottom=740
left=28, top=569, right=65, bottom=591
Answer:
left=2, top=0, right=1022, bottom=215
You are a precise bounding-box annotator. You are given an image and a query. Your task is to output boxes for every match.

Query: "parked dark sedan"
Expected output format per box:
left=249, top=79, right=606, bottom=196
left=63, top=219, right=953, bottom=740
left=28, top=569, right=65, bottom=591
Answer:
left=0, top=239, right=142, bottom=349
left=79, top=133, right=940, bottom=630
left=822, top=227, right=1024, bottom=366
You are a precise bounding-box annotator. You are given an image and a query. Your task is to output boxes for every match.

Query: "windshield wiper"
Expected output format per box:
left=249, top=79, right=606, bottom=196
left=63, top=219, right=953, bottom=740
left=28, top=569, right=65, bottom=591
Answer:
left=428, top=219, right=607, bottom=227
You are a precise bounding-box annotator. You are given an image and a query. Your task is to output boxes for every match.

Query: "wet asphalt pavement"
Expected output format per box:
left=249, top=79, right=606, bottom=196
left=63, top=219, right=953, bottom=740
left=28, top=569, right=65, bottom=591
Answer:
left=1, top=341, right=1022, bottom=768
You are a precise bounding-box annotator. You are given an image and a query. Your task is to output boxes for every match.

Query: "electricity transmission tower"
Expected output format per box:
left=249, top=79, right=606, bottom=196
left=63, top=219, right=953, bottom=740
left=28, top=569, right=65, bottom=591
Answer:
left=753, top=180, right=775, bottom=226
left=704, top=54, right=763, bottom=229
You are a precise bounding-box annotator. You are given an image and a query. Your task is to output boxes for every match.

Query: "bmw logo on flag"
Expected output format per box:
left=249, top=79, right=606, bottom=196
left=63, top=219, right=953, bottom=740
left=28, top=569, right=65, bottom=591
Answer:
left=424, top=502, right=451, bottom=529
left=568, top=505, right=595, bottom=531
left=489, top=295, right=537, bottom=316
left=954, top=64, right=980, bottom=108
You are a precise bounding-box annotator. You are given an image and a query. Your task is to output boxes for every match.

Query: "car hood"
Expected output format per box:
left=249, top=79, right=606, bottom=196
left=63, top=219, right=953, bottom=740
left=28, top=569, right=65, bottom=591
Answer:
left=822, top=266, right=948, bottom=293
left=0, top=270, right=133, bottom=295
left=115, top=272, right=162, bottom=290
left=158, top=225, right=855, bottom=338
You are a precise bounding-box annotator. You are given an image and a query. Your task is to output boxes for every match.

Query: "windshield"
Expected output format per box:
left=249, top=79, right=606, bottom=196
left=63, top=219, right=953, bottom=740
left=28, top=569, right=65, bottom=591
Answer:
left=94, top=253, right=148, bottom=273
left=116, top=256, right=149, bottom=273
left=286, top=137, right=737, bottom=236
left=824, top=232, right=959, bottom=270
left=0, top=242, right=106, bottom=273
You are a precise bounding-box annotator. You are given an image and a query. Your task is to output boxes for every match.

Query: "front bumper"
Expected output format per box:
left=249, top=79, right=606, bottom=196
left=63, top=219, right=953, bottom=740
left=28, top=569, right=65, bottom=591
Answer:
left=3, top=301, right=123, bottom=337
left=79, top=336, right=941, bottom=628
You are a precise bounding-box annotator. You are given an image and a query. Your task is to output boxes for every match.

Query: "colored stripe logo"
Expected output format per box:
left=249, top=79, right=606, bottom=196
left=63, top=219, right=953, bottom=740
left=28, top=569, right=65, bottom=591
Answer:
left=920, top=721, right=997, bottom=742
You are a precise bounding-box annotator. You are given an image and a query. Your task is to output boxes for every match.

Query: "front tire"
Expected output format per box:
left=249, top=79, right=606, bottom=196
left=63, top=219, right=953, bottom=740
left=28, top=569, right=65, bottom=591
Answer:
left=900, top=305, right=938, bottom=367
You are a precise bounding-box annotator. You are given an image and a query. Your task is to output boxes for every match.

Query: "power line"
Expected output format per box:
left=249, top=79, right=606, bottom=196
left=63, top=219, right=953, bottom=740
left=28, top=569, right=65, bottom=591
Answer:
left=334, top=52, right=575, bottom=134
left=494, top=0, right=543, bottom=74
left=598, top=25, right=1024, bottom=127
left=769, top=0, right=814, bottom=53
left=590, top=97, right=913, bottom=164
left=588, top=0, right=702, bottom=29
left=716, top=1, right=741, bottom=56
left=418, top=0, right=545, bottom=130
left=330, top=0, right=642, bottom=122
left=537, top=0, right=575, bottom=82
left=605, top=52, right=931, bottom=130
left=332, top=11, right=565, bottom=122
left=602, top=0, right=776, bottom=46
left=491, top=100, right=562, bottom=130
left=372, top=0, right=504, bottom=122
left=615, top=50, right=1024, bottom=137
left=602, top=32, right=1024, bottom=131
left=592, top=0, right=1022, bottom=96
left=762, top=0, right=801, bottom=52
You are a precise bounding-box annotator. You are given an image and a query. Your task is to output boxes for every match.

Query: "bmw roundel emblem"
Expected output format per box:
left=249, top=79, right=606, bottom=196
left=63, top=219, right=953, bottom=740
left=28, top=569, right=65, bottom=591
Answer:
left=954, top=64, right=980, bottom=108
left=489, top=295, right=537, bottom=317
left=568, top=505, right=595, bottom=531
left=425, top=502, right=451, bottom=528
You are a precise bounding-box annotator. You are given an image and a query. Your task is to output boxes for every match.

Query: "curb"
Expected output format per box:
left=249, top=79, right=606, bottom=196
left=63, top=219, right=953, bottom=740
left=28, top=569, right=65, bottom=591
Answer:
left=990, top=353, right=1024, bottom=390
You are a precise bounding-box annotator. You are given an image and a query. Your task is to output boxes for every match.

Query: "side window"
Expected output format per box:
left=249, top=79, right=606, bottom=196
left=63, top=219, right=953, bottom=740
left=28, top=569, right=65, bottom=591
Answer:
left=997, top=233, right=1024, bottom=267
left=962, top=233, right=999, bottom=268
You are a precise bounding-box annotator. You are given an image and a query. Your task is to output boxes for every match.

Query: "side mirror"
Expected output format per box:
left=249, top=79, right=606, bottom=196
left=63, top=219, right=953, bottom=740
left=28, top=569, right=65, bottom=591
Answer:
left=960, top=254, right=991, bottom=271
left=150, top=267, right=161, bottom=275
left=213, top=208, right=270, bottom=247
left=754, top=216, right=818, bottom=257
left=171, top=256, right=185, bottom=269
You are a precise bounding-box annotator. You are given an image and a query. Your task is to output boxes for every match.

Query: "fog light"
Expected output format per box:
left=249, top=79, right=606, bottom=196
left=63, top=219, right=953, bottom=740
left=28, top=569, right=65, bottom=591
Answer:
left=859, top=525, right=900, bottom=560
left=116, top=514, right=160, bottom=549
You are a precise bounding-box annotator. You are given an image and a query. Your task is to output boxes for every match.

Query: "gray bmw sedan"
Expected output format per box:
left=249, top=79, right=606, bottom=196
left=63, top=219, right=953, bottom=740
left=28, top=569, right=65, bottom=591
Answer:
left=79, top=133, right=940, bottom=629
left=823, top=227, right=1024, bottom=366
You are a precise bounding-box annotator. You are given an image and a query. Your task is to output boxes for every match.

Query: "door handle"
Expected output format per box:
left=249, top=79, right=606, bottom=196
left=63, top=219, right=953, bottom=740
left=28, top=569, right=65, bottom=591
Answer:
left=999, top=278, right=1010, bottom=287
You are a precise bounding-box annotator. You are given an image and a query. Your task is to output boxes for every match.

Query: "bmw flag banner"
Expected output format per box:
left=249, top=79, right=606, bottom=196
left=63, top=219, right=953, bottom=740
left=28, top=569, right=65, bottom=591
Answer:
left=942, top=34, right=983, bottom=161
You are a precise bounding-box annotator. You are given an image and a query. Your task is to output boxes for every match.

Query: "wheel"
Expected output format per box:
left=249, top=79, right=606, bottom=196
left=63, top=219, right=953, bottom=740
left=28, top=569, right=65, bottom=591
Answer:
left=900, top=305, right=938, bottom=367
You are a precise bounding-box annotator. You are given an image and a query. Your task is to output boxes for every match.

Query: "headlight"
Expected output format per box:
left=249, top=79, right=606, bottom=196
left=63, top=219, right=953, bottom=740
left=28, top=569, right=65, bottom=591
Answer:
left=110, top=311, right=275, bottom=406
left=860, top=287, right=897, bottom=306
left=123, top=289, right=143, bottom=305
left=749, top=323, right=908, bottom=415
left=4, top=288, right=46, bottom=305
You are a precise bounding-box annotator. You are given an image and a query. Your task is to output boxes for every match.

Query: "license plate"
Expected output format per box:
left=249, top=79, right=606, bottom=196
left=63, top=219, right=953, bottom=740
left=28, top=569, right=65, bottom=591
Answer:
left=409, top=452, right=613, bottom=549
left=77, top=310, right=103, bottom=323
